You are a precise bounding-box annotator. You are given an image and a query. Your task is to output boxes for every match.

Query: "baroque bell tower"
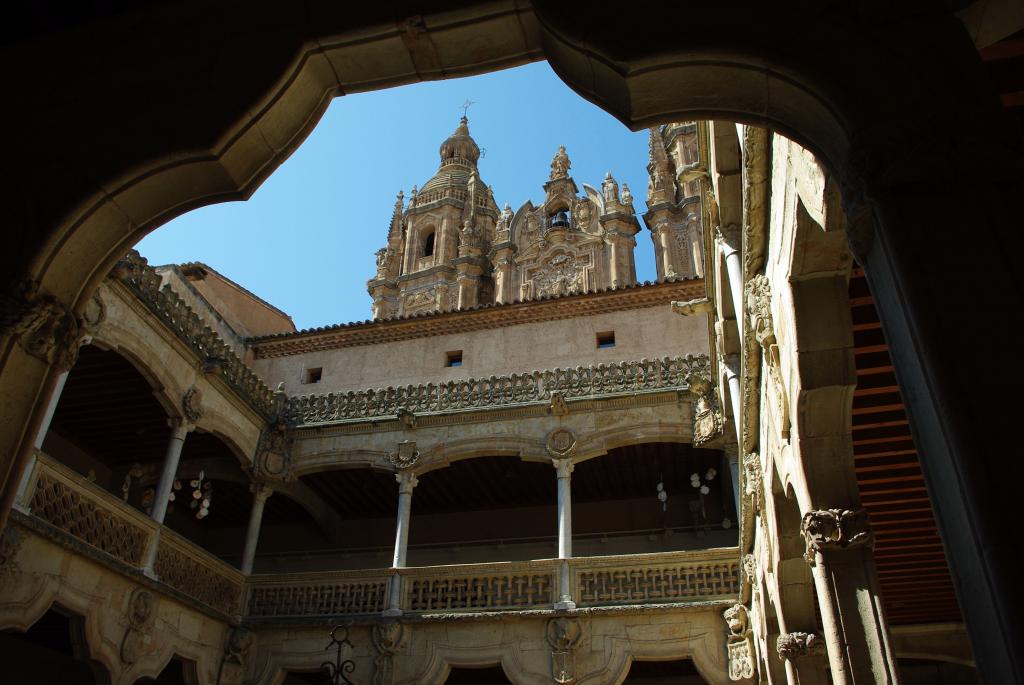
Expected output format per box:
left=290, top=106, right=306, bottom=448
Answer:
left=367, top=116, right=498, bottom=320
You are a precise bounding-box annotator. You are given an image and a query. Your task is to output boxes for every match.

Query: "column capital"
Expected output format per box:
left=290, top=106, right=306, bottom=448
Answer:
left=720, top=354, right=741, bottom=378
left=396, top=470, right=419, bottom=494
left=250, top=481, right=274, bottom=503
left=716, top=223, right=741, bottom=253
left=167, top=417, right=195, bottom=437
left=776, top=632, right=826, bottom=660
left=551, top=457, right=574, bottom=479
left=800, top=508, right=873, bottom=564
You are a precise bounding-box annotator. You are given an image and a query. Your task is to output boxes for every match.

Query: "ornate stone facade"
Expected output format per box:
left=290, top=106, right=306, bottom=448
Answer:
left=368, top=120, right=654, bottom=320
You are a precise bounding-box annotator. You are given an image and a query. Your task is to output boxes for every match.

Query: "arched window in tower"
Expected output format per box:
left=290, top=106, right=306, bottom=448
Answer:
left=423, top=229, right=436, bottom=257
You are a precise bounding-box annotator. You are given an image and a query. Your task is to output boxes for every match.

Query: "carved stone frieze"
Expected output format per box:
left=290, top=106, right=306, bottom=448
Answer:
left=0, top=279, right=81, bottom=372
left=801, top=508, right=873, bottom=564
left=546, top=616, right=582, bottom=684
left=114, top=250, right=276, bottom=417
left=744, top=275, right=790, bottom=440
left=286, top=355, right=711, bottom=427
left=120, top=588, right=157, bottom=664
left=182, top=386, right=204, bottom=423
left=0, top=526, right=25, bottom=591
left=723, top=604, right=755, bottom=681
left=372, top=619, right=406, bottom=685
left=741, top=126, right=770, bottom=279
left=741, top=452, right=763, bottom=513
left=532, top=253, right=587, bottom=298
left=776, top=632, right=826, bottom=660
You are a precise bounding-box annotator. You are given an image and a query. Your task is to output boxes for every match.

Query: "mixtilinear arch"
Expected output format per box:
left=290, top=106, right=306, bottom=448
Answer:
left=1, top=3, right=1020, bottom=681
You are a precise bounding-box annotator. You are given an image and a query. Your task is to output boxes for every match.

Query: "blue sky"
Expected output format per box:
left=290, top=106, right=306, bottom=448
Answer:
left=137, top=62, right=659, bottom=330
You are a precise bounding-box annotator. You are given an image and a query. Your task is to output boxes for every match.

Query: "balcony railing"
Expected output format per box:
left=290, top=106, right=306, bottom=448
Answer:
left=18, top=452, right=245, bottom=616
left=18, top=452, right=738, bottom=620
left=286, top=354, right=711, bottom=427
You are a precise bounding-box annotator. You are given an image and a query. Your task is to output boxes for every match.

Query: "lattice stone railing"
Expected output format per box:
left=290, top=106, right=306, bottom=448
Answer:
left=402, top=561, right=557, bottom=612
left=22, top=453, right=245, bottom=616
left=247, top=568, right=393, bottom=617
left=154, top=528, right=245, bottom=615
left=573, top=551, right=740, bottom=606
left=286, top=354, right=710, bottom=427
left=26, top=454, right=154, bottom=566
left=114, top=250, right=277, bottom=418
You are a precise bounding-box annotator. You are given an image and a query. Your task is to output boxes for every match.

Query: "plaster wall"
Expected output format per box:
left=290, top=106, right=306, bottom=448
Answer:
left=254, top=305, right=708, bottom=394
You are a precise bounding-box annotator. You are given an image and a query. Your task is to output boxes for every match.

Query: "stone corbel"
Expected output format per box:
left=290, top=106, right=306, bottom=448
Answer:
left=723, top=604, right=755, bottom=681
left=546, top=617, right=583, bottom=684
left=219, top=627, right=254, bottom=685
left=372, top=619, right=406, bottom=685
left=1, top=279, right=82, bottom=372
left=670, top=297, right=713, bottom=316
left=396, top=407, right=417, bottom=430
left=800, top=508, right=873, bottom=564
left=549, top=391, right=569, bottom=416
left=776, top=632, right=826, bottom=661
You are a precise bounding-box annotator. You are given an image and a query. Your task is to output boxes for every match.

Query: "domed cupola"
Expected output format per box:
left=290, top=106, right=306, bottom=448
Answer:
left=438, top=116, right=480, bottom=167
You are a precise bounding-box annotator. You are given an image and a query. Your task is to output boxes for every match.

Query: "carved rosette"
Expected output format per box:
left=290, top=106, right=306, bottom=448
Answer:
left=777, top=632, right=826, bottom=660
left=546, top=428, right=577, bottom=460
left=801, top=508, right=873, bottom=564
left=546, top=617, right=582, bottom=684
left=1, top=280, right=82, bottom=372
left=253, top=421, right=294, bottom=481
left=182, top=386, right=204, bottom=423
left=120, top=588, right=157, bottom=664
left=723, top=604, right=754, bottom=681
left=372, top=619, right=406, bottom=685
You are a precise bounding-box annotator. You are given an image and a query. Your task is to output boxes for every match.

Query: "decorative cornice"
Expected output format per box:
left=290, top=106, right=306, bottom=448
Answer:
left=112, top=250, right=276, bottom=419
left=251, top=278, right=704, bottom=358
left=286, top=355, right=709, bottom=427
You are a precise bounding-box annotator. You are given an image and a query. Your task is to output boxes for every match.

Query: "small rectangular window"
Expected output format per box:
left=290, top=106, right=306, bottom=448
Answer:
left=303, top=367, right=323, bottom=384
left=446, top=350, right=463, bottom=367
left=596, top=331, right=616, bottom=349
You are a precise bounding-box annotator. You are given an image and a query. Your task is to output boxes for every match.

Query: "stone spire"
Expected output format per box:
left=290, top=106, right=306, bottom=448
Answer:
left=647, top=127, right=674, bottom=204
left=388, top=191, right=405, bottom=240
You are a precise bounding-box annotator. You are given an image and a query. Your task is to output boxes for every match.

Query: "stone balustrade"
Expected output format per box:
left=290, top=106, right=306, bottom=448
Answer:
left=286, top=354, right=711, bottom=427
left=19, top=452, right=738, bottom=621
left=18, top=452, right=245, bottom=617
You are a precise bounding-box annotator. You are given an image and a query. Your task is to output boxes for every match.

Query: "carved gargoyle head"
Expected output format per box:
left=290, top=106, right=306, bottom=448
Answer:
left=723, top=604, right=750, bottom=638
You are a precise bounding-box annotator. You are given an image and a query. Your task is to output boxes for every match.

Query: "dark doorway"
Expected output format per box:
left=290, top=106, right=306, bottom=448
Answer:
left=445, top=664, right=511, bottom=684
left=0, top=607, right=110, bottom=684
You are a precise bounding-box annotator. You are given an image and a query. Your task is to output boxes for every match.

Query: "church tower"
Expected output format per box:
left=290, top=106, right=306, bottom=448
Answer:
left=643, top=123, right=705, bottom=280
left=367, top=116, right=498, bottom=319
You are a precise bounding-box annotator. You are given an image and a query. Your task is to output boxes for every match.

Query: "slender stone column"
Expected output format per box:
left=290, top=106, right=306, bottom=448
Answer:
left=802, top=509, right=899, bottom=684
left=385, top=469, right=418, bottom=616
left=717, top=224, right=744, bottom=327
left=721, top=354, right=743, bottom=512
left=240, top=482, right=273, bottom=574
left=150, top=419, right=191, bottom=525
left=553, top=456, right=575, bottom=610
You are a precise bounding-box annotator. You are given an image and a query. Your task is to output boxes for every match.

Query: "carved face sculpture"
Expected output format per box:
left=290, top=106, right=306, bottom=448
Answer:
left=129, top=589, right=155, bottom=629
left=723, top=604, right=749, bottom=637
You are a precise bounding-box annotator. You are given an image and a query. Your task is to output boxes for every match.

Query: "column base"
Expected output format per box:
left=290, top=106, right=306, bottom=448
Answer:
left=553, top=599, right=576, bottom=611
left=382, top=607, right=403, bottom=618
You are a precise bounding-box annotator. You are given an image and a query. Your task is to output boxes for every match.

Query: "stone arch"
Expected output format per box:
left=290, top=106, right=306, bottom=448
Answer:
left=86, top=336, right=184, bottom=425
left=1, top=5, right=1020, bottom=680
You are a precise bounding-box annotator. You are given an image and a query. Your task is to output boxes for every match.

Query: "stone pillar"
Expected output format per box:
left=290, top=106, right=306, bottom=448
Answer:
left=721, top=355, right=742, bottom=516
left=14, top=367, right=72, bottom=512
left=385, top=469, right=418, bottom=616
left=150, top=419, right=191, bottom=525
left=801, top=509, right=900, bottom=684
left=240, top=482, right=273, bottom=575
left=493, top=256, right=513, bottom=304
left=717, top=224, right=743, bottom=327
left=553, top=456, right=575, bottom=610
